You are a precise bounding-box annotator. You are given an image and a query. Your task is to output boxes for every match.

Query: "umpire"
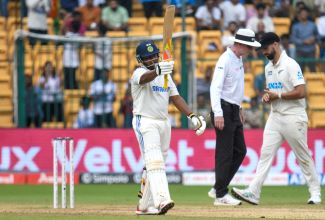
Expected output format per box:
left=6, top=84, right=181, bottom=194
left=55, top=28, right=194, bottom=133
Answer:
left=209, top=29, right=261, bottom=206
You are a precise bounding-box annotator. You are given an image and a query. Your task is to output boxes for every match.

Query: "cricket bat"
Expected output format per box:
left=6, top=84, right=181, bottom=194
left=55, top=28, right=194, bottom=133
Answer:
left=162, top=5, right=175, bottom=89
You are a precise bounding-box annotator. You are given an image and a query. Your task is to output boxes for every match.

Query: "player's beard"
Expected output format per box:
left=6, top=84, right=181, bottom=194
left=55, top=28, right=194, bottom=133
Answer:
left=266, top=48, right=276, bottom=60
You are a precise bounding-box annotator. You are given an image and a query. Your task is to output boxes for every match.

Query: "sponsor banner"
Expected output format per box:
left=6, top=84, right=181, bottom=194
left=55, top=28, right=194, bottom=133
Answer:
left=183, top=172, right=291, bottom=186
left=288, top=173, right=325, bottom=186
left=0, top=173, right=25, bottom=184
left=182, top=171, right=215, bottom=185
left=79, top=172, right=182, bottom=184
left=26, top=172, right=80, bottom=184
left=1, top=129, right=325, bottom=174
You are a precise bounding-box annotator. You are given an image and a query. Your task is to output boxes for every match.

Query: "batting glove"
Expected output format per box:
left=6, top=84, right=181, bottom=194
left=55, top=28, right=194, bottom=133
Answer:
left=155, top=61, right=174, bottom=75
left=188, top=113, right=206, bottom=136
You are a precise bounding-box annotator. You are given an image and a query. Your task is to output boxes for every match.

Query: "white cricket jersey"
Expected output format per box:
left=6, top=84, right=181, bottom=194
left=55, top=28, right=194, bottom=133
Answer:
left=131, top=67, right=179, bottom=120
left=265, top=51, right=306, bottom=115
left=210, top=47, right=244, bottom=117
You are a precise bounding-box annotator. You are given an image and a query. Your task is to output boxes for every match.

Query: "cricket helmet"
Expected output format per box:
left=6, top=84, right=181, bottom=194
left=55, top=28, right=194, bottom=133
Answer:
left=136, top=40, right=160, bottom=64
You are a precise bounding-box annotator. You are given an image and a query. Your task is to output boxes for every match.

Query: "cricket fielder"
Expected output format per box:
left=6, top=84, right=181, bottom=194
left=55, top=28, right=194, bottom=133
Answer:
left=131, top=40, right=206, bottom=215
left=232, top=32, right=321, bottom=205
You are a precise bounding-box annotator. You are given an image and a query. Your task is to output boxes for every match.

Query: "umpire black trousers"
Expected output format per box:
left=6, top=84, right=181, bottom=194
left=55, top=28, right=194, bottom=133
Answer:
left=210, top=100, right=247, bottom=198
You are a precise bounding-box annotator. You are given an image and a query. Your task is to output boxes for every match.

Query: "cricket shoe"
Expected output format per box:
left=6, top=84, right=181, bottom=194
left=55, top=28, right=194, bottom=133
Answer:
left=308, top=193, right=321, bottom=205
left=231, top=187, right=259, bottom=205
left=214, top=193, right=242, bottom=206
left=208, top=188, right=216, bottom=199
left=135, top=205, right=159, bottom=215
left=158, top=200, right=174, bottom=215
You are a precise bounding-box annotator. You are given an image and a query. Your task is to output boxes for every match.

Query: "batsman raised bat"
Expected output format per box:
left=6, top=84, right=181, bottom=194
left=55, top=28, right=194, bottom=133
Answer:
left=162, top=5, right=175, bottom=89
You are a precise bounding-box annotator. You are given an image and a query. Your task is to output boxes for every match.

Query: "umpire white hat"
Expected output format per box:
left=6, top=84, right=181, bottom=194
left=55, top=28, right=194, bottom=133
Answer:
left=231, top=28, right=261, bottom=48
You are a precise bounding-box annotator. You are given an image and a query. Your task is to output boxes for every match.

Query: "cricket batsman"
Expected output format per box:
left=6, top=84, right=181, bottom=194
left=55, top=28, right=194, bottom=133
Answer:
left=131, top=40, right=206, bottom=215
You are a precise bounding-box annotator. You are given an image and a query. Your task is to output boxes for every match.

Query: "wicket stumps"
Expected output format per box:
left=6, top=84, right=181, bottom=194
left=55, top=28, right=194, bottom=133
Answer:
left=52, top=137, right=74, bottom=209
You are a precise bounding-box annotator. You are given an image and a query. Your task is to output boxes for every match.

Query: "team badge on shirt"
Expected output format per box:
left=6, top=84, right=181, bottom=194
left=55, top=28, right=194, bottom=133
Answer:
left=297, top=71, right=303, bottom=80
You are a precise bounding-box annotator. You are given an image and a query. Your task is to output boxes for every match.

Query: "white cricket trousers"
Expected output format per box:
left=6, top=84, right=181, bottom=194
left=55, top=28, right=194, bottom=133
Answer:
left=248, top=112, right=320, bottom=199
left=132, top=115, right=172, bottom=208
left=132, top=115, right=171, bottom=160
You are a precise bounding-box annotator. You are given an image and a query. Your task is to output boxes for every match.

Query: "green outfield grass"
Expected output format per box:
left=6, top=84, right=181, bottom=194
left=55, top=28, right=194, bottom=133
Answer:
left=0, top=184, right=324, bottom=220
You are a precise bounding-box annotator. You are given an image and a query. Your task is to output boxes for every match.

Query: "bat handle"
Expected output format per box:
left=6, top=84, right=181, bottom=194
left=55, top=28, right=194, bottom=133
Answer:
left=163, top=75, right=168, bottom=89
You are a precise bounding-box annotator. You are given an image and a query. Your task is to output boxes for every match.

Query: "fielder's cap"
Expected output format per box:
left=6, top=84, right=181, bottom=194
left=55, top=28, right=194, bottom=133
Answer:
left=259, top=32, right=280, bottom=49
left=231, top=28, right=261, bottom=47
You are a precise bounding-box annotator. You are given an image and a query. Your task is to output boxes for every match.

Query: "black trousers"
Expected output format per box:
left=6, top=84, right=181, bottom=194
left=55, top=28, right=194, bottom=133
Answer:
left=210, top=100, right=247, bottom=198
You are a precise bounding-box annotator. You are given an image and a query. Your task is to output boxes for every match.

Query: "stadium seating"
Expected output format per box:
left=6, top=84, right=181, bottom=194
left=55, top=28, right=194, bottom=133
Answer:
left=148, top=17, right=165, bottom=35
left=304, top=73, right=325, bottom=93
left=128, top=17, right=148, bottom=32
left=250, top=59, right=265, bottom=76
left=174, top=17, right=196, bottom=32
left=197, top=30, right=223, bottom=59
left=310, top=110, right=325, bottom=128
left=132, top=2, right=145, bottom=17
left=244, top=73, right=256, bottom=98
left=272, top=18, right=291, bottom=37
left=127, top=30, right=150, bottom=37
left=307, top=89, right=325, bottom=110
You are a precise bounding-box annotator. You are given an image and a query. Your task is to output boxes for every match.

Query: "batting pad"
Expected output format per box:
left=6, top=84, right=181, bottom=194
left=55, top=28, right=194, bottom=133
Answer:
left=144, top=144, right=171, bottom=208
left=138, top=169, right=155, bottom=210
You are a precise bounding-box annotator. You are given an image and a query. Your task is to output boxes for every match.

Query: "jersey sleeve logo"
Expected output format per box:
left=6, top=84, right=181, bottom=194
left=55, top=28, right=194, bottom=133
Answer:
left=297, top=71, right=304, bottom=80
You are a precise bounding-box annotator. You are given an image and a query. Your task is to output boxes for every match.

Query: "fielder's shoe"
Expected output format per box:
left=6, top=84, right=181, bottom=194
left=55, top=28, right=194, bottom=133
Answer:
left=208, top=188, right=216, bottom=199
left=231, top=187, right=259, bottom=205
left=308, top=194, right=322, bottom=205
left=214, top=193, right=242, bottom=206
left=158, top=200, right=175, bottom=215
left=135, top=205, right=159, bottom=215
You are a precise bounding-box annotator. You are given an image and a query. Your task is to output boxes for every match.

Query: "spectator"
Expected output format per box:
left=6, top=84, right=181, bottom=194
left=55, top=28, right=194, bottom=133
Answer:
left=25, top=74, right=43, bottom=128
left=61, top=10, right=86, bottom=35
left=280, top=34, right=296, bottom=58
left=195, top=0, right=221, bottom=31
left=219, top=0, right=246, bottom=29
left=63, top=20, right=81, bottom=89
left=60, top=0, right=78, bottom=13
left=197, top=66, right=213, bottom=101
left=120, top=85, right=133, bottom=128
left=317, top=13, right=325, bottom=39
left=315, top=0, right=325, bottom=17
left=245, top=0, right=267, bottom=21
left=89, top=69, right=116, bottom=128
left=253, top=72, right=265, bottom=100
left=78, top=0, right=106, bottom=7
left=94, top=21, right=112, bottom=81
left=38, top=61, right=63, bottom=122
left=222, top=21, right=238, bottom=49
left=269, top=0, right=291, bottom=18
left=26, top=0, right=51, bottom=45
left=76, top=0, right=101, bottom=30
left=243, top=96, right=263, bottom=129
left=74, top=96, right=95, bottom=128
left=169, top=0, right=196, bottom=17
left=101, top=0, right=129, bottom=32
left=141, top=0, right=163, bottom=19
left=251, top=21, right=266, bottom=59
left=291, top=7, right=318, bottom=72
left=290, top=1, right=313, bottom=32
left=0, top=0, right=8, bottom=17
left=292, top=0, right=315, bottom=13
left=119, top=0, right=133, bottom=17
left=246, top=3, right=274, bottom=33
